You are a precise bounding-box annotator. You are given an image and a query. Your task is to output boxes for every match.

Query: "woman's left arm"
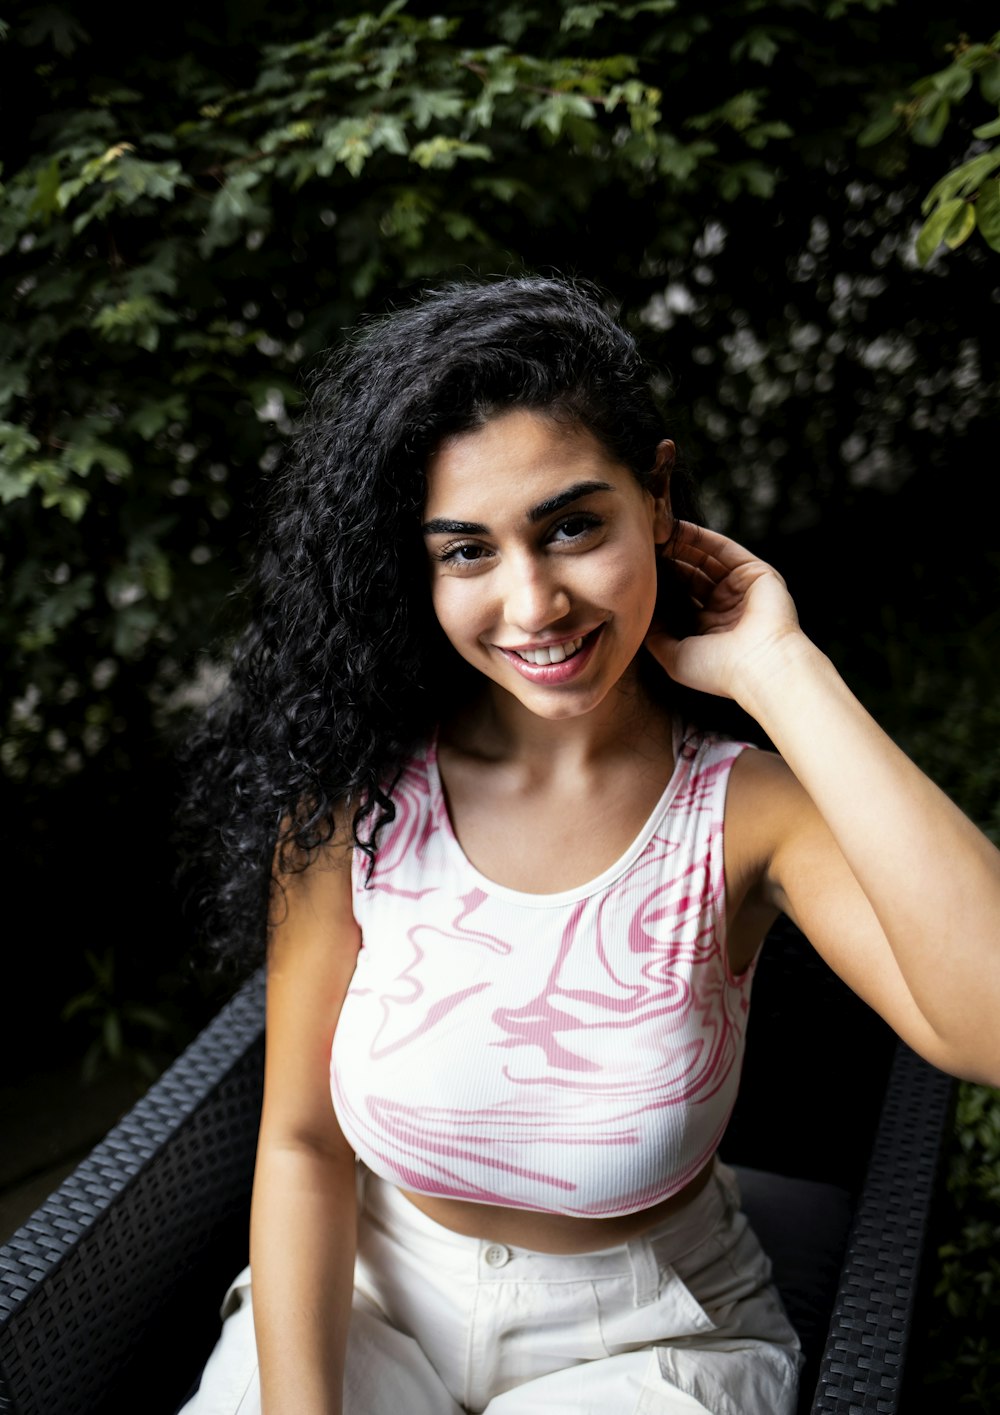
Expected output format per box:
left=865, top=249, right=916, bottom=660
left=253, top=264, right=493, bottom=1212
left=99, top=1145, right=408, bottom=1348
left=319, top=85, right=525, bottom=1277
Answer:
left=647, top=521, right=1000, bottom=1085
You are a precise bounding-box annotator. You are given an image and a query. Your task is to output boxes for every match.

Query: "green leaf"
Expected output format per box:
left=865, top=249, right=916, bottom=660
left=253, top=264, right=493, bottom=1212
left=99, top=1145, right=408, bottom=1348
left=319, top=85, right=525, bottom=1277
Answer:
left=858, top=105, right=902, bottom=148
left=922, top=147, right=1000, bottom=212
left=64, top=441, right=132, bottom=478
left=28, top=158, right=62, bottom=220
left=410, top=88, right=466, bottom=130
left=123, top=1003, right=171, bottom=1032
left=730, top=27, right=782, bottom=65
left=912, top=94, right=950, bottom=147
left=199, top=171, right=270, bottom=255
left=916, top=197, right=965, bottom=265
left=19, top=8, right=90, bottom=55
left=930, top=64, right=973, bottom=102
left=522, top=93, right=598, bottom=140
left=621, top=2, right=679, bottom=23
left=976, top=177, right=1000, bottom=253
left=410, top=137, right=492, bottom=170
left=561, top=4, right=607, bottom=31
left=748, top=31, right=779, bottom=64
left=112, top=602, right=160, bottom=657
left=23, top=269, right=81, bottom=310
left=980, top=60, right=1000, bottom=105
left=687, top=90, right=764, bottom=135
left=319, top=118, right=375, bottom=178
left=944, top=201, right=976, bottom=250
left=43, top=485, right=90, bottom=521
left=62, top=991, right=99, bottom=1021
left=142, top=549, right=173, bottom=603
left=657, top=135, right=715, bottom=182
left=103, top=1010, right=123, bottom=1060
left=18, top=575, right=96, bottom=650
left=91, top=296, right=178, bottom=349
left=370, top=114, right=409, bottom=158
left=0, top=466, right=33, bottom=503
left=744, top=120, right=793, bottom=151
left=108, top=154, right=186, bottom=205
left=973, top=115, right=1000, bottom=140
left=259, top=119, right=314, bottom=154
left=127, top=395, right=188, bottom=440
left=0, top=421, right=40, bottom=466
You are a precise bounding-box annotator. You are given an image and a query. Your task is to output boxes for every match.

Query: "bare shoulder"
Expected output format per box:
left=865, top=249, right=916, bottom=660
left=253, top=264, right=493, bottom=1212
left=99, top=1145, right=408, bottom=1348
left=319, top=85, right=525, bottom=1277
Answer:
left=725, top=744, right=882, bottom=923
left=723, top=746, right=808, bottom=886
left=722, top=748, right=806, bottom=971
left=725, top=746, right=957, bottom=1067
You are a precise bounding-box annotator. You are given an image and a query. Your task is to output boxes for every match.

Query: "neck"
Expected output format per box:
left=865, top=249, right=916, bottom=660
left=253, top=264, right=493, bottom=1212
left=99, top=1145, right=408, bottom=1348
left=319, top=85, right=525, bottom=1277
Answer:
left=445, top=661, right=675, bottom=772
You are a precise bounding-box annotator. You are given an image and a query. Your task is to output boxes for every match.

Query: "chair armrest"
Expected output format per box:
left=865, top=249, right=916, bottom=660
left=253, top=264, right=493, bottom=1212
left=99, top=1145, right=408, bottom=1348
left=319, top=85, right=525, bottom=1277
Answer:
left=809, top=1042, right=955, bottom=1414
left=0, top=969, right=265, bottom=1415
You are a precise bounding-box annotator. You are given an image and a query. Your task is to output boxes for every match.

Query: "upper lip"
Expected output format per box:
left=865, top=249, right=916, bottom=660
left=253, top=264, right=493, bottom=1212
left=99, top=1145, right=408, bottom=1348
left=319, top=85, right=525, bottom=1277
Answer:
left=495, top=627, right=600, bottom=652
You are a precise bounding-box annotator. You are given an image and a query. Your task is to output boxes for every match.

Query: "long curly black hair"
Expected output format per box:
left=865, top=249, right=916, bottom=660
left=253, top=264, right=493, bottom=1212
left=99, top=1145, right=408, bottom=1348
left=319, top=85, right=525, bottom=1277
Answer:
left=178, top=274, right=713, bottom=969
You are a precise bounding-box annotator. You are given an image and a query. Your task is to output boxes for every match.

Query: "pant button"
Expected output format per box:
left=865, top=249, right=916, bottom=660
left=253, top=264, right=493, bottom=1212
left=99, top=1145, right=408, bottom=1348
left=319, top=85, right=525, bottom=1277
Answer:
left=484, top=1243, right=511, bottom=1268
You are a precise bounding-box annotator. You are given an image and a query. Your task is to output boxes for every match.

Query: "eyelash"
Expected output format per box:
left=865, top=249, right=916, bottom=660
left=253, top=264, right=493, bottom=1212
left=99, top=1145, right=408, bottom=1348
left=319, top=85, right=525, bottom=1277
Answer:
left=434, top=514, right=603, bottom=567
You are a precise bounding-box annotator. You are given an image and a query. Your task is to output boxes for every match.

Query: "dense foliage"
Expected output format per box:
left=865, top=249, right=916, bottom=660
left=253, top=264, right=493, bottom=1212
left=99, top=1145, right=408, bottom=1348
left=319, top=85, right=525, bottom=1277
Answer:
left=1, top=1, right=998, bottom=1403
left=2, top=0, right=996, bottom=797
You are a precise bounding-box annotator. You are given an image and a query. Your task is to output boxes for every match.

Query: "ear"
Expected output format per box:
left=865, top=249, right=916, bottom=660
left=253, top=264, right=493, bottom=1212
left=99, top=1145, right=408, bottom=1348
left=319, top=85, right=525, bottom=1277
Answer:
left=650, top=439, right=674, bottom=546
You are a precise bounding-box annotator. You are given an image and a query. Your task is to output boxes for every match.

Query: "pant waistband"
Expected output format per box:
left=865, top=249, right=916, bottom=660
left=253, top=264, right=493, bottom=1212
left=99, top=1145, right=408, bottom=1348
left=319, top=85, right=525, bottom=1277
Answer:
left=357, top=1157, right=735, bottom=1288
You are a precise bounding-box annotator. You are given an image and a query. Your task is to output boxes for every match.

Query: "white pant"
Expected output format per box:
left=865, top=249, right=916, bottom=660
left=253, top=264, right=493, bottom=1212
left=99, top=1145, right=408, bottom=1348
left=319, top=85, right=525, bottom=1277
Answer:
left=181, top=1160, right=801, bottom=1415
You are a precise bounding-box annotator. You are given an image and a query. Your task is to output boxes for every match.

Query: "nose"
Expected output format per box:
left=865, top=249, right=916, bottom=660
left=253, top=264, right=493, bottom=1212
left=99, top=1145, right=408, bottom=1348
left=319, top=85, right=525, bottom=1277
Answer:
left=501, top=555, right=571, bottom=634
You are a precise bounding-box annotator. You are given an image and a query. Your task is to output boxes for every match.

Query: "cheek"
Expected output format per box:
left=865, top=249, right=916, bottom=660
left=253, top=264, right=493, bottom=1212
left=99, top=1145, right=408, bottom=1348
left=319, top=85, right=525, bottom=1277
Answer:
left=598, top=544, right=659, bottom=621
left=430, top=578, right=485, bottom=651
left=429, top=580, right=456, bottom=638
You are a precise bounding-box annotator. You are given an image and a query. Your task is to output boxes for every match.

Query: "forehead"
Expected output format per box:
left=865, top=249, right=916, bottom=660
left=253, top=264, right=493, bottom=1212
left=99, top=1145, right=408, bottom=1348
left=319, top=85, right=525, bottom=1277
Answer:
left=423, top=408, right=632, bottom=517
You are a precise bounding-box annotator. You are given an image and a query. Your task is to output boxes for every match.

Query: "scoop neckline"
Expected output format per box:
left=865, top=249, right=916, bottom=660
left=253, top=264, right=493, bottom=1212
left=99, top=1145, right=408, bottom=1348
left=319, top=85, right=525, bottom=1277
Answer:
left=424, top=721, right=692, bottom=910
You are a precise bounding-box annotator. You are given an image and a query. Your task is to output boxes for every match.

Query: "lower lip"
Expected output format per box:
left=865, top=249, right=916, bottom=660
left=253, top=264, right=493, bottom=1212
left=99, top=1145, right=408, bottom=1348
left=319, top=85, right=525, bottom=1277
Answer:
left=495, top=627, right=603, bottom=684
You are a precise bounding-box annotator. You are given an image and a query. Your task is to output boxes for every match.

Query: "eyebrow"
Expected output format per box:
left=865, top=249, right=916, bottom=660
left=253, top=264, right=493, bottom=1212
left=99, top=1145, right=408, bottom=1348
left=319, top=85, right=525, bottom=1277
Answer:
left=421, top=480, right=615, bottom=537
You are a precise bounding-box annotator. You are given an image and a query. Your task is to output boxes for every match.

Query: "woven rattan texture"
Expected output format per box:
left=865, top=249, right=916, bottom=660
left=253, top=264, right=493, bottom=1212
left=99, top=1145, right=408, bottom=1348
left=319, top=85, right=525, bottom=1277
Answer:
left=0, top=970, right=265, bottom=1415
left=811, top=1044, right=954, bottom=1414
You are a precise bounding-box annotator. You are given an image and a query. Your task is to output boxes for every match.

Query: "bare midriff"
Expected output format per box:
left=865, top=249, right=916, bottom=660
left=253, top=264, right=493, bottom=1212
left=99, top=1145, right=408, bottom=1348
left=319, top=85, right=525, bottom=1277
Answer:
left=398, top=1152, right=717, bottom=1255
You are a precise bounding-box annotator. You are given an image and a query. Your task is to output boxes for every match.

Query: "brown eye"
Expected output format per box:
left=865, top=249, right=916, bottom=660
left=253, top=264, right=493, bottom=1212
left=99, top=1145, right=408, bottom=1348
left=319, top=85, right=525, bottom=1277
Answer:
left=550, top=514, right=602, bottom=542
left=436, top=540, right=492, bottom=567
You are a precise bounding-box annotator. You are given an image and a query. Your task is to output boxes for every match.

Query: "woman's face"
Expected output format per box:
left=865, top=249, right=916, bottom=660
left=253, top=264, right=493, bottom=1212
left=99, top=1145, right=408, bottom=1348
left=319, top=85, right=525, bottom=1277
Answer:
left=422, top=408, right=672, bottom=724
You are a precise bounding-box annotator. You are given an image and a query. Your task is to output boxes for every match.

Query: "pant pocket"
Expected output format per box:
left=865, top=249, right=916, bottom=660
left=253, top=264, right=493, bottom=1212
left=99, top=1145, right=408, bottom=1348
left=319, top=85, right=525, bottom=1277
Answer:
left=178, top=1273, right=260, bottom=1415
left=219, top=1263, right=253, bottom=1320
left=598, top=1262, right=718, bottom=1355
left=654, top=1339, right=800, bottom=1415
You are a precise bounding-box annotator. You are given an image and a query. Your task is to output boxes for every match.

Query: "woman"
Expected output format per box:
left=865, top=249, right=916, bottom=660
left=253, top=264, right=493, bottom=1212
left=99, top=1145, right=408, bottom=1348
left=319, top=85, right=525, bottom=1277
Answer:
left=179, top=275, right=1000, bottom=1415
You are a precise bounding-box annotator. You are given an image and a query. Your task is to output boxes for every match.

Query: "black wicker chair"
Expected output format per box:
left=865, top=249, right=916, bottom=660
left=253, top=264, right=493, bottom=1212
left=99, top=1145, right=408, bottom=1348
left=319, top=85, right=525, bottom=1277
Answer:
left=0, top=918, right=954, bottom=1415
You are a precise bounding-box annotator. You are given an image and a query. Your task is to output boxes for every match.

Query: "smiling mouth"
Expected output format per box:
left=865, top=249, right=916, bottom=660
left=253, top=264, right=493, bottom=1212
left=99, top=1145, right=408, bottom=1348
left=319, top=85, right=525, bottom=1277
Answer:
left=510, top=629, right=600, bottom=666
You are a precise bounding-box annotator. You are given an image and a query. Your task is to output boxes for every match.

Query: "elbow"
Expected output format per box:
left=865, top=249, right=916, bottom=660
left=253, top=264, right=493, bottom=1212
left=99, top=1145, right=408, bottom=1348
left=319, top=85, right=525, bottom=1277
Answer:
left=923, top=1036, right=1000, bottom=1090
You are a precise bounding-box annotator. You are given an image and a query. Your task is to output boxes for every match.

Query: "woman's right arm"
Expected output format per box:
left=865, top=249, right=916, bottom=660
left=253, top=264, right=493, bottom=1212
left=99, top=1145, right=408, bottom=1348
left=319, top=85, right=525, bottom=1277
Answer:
left=249, top=835, right=362, bottom=1415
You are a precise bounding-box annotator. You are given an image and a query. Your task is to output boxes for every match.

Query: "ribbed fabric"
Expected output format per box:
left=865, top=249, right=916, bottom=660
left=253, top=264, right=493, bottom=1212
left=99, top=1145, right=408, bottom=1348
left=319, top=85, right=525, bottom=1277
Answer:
left=331, top=725, right=756, bottom=1218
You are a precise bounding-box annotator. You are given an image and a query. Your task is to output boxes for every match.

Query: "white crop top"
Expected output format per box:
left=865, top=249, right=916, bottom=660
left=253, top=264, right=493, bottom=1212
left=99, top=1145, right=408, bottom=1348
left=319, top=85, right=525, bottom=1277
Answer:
left=330, top=725, right=757, bottom=1219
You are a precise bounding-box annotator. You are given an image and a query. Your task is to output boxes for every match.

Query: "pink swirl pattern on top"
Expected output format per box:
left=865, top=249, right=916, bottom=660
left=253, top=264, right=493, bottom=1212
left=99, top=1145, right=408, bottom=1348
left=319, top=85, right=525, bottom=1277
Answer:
left=331, top=727, right=756, bottom=1217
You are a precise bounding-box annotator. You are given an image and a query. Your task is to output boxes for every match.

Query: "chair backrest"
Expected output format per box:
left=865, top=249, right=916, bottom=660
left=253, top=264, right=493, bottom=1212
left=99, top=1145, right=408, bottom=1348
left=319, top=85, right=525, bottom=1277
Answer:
left=0, top=972, right=265, bottom=1415
left=725, top=915, right=897, bottom=1193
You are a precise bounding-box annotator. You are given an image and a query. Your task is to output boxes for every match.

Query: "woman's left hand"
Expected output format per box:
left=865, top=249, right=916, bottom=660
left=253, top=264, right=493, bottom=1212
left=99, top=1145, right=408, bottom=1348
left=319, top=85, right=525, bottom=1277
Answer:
left=644, top=521, right=805, bottom=703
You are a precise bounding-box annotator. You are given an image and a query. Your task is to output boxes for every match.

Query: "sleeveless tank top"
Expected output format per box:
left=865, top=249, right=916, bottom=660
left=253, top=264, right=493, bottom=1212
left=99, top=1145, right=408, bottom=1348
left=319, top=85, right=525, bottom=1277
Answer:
left=330, top=724, right=757, bottom=1218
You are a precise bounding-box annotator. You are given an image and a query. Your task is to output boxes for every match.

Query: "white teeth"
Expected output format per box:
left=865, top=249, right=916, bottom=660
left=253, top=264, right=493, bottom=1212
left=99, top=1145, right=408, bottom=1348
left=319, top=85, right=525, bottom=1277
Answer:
left=515, top=635, right=585, bottom=666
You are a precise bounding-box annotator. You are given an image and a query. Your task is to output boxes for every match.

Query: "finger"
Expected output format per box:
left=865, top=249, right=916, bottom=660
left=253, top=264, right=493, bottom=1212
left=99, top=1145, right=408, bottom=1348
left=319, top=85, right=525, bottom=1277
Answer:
left=663, top=544, right=731, bottom=596
left=664, top=557, right=718, bottom=605
left=670, top=521, right=760, bottom=573
left=665, top=557, right=750, bottom=618
left=643, top=625, right=682, bottom=676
